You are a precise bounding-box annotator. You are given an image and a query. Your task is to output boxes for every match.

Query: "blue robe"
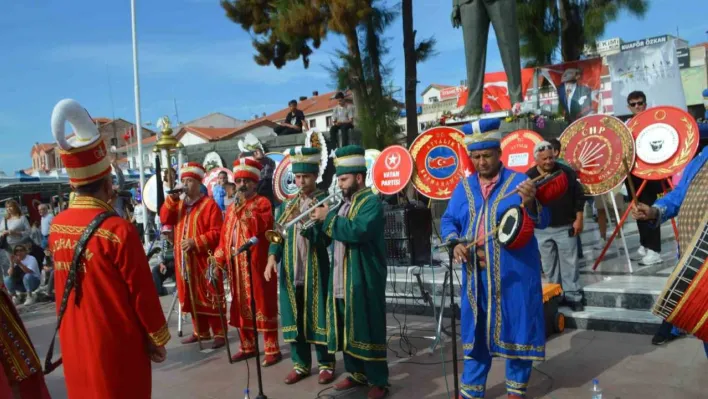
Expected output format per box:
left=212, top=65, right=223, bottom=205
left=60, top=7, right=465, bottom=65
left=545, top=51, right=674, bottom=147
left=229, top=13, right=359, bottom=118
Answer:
left=441, top=167, right=550, bottom=397
left=652, top=147, right=708, bottom=355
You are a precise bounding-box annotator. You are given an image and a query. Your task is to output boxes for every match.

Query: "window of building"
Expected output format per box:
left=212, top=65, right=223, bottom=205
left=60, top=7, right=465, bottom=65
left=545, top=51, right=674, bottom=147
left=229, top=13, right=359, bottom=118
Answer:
left=309, top=119, right=316, bottom=128
left=429, top=96, right=439, bottom=103
left=110, top=138, right=118, bottom=147
left=326, top=116, right=332, bottom=128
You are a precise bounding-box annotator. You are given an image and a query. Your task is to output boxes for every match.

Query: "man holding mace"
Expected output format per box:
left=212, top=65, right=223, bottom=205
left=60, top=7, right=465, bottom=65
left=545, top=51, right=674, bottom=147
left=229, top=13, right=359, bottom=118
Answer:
left=309, top=145, right=390, bottom=399
left=48, top=99, right=169, bottom=398
left=214, top=157, right=282, bottom=366
left=441, top=119, right=550, bottom=399
left=160, top=161, right=226, bottom=349
left=265, top=147, right=336, bottom=384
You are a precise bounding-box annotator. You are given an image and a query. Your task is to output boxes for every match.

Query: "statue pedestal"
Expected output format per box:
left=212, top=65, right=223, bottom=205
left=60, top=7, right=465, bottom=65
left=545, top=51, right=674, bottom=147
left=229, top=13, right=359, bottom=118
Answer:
left=443, top=110, right=512, bottom=128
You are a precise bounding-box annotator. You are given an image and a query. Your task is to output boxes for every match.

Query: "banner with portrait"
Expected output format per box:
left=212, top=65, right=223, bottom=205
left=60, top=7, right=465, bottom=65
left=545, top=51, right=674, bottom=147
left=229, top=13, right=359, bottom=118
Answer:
left=607, top=39, right=686, bottom=116
left=537, top=58, right=603, bottom=123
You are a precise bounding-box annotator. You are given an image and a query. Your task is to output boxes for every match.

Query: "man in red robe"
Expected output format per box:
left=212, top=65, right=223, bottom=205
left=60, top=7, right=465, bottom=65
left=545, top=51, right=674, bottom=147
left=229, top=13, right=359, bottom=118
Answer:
left=0, top=283, right=52, bottom=399
left=160, top=161, right=226, bottom=348
left=48, top=98, right=169, bottom=399
left=215, top=157, right=282, bottom=366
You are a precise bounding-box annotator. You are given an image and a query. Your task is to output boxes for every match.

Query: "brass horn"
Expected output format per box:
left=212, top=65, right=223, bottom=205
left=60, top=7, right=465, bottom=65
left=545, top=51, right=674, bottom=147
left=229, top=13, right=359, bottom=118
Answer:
left=265, top=192, right=343, bottom=244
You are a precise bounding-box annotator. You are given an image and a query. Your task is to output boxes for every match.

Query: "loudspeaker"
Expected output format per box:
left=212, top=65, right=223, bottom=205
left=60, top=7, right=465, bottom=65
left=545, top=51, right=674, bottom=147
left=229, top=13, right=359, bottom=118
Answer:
left=384, top=205, right=432, bottom=266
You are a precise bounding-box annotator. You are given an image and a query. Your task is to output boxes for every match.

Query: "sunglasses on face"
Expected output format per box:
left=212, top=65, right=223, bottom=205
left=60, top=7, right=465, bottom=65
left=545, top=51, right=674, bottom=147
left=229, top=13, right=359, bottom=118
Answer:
left=629, top=101, right=645, bottom=107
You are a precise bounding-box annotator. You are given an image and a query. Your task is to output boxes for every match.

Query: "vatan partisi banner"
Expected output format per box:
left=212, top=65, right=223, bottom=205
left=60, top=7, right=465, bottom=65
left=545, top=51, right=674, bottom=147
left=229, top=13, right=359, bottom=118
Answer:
left=607, top=38, right=686, bottom=116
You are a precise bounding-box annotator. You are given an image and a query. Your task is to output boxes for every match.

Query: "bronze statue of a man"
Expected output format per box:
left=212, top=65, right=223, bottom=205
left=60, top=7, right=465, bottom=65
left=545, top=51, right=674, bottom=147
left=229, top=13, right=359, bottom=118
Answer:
left=452, top=0, right=523, bottom=115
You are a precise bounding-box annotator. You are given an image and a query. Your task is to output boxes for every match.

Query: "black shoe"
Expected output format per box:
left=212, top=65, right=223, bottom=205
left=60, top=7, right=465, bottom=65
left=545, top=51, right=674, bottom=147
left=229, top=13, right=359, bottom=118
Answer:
left=652, top=334, right=672, bottom=345
left=569, top=301, right=585, bottom=312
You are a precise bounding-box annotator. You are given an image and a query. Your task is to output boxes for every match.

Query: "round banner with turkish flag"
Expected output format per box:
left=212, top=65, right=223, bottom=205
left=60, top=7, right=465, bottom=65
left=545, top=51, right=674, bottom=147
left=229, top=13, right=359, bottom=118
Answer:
left=273, top=155, right=297, bottom=202
left=410, top=126, right=472, bottom=200
left=372, top=145, right=414, bottom=195
left=560, top=115, right=635, bottom=196
left=500, top=129, right=543, bottom=173
left=203, top=167, right=233, bottom=197
left=627, top=106, right=699, bottom=181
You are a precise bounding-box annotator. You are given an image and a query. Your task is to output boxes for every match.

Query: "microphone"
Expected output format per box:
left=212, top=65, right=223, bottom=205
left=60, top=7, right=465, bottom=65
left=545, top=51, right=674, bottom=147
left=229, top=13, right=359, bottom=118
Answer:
left=434, top=237, right=470, bottom=249
left=235, top=237, right=259, bottom=254
left=167, top=188, right=184, bottom=195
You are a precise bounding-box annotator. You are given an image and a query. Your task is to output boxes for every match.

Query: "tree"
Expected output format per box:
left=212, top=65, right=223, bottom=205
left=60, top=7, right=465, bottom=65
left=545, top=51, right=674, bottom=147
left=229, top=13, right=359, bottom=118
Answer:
left=222, top=0, right=404, bottom=149
left=402, top=0, right=436, bottom=145
left=516, top=0, right=648, bottom=66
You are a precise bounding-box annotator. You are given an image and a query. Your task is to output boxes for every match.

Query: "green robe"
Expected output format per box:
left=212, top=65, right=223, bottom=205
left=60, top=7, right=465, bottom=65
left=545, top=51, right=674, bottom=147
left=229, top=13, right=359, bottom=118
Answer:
left=322, top=188, right=388, bottom=361
left=268, top=190, right=331, bottom=345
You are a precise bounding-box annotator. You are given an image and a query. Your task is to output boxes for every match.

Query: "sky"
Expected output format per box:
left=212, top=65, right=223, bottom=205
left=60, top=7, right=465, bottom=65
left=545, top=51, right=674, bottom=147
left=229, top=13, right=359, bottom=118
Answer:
left=1, top=0, right=707, bottom=173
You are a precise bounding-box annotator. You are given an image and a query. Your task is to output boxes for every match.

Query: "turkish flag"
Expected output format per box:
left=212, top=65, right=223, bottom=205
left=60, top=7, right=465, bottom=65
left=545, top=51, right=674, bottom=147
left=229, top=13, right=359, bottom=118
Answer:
left=457, top=69, right=535, bottom=112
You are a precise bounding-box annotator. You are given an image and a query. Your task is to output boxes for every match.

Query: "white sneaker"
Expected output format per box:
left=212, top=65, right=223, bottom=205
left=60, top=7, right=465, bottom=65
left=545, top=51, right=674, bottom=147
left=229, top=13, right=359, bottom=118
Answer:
left=632, top=245, right=647, bottom=260
left=639, top=250, right=662, bottom=266
left=638, top=245, right=647, bottom=257
left=11, top=295, right=19, bottom=305
left=23, top=293, right=36, bottom=306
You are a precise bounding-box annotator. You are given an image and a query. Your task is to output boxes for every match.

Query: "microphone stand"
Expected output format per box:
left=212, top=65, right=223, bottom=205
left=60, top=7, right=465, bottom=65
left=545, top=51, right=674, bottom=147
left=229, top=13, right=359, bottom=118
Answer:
left=437, top=239, right=462, bottom=398
left=245, top=247, right=267, bottom=399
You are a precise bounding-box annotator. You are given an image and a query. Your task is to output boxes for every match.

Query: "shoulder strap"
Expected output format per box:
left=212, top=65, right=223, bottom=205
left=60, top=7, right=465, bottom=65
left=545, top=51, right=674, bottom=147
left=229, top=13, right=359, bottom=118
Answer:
left=44, top=211, right=117, bottom=375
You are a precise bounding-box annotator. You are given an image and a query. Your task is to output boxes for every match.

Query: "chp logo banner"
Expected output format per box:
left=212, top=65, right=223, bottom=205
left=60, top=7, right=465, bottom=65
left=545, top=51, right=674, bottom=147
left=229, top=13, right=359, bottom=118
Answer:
left=538, top=58, right=603, bottom=123
left=608, top=39, right=686, bottom=116
left=456, top=69, right=535, bottom=112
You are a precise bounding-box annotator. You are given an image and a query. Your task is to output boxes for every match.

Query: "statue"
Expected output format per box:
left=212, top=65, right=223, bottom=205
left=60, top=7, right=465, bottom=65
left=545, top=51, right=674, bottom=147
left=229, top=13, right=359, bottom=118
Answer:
left=452, top=0, right=523, bottom=115
left=156, top=115, right=172, bottom=133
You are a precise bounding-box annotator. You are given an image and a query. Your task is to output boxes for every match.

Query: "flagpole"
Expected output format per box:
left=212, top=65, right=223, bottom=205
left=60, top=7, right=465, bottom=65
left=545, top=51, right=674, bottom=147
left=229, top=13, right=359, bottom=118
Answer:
left=130, top=0, right=149, bottom=246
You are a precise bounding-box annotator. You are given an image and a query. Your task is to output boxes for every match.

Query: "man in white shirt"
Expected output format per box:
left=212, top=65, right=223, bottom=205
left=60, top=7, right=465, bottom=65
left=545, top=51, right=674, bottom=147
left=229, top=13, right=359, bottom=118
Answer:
left=38, top=203, right=54, bottom=249
left=329, top=92, right=355, bottom=147
left=3, top=244, right=40, bottom=305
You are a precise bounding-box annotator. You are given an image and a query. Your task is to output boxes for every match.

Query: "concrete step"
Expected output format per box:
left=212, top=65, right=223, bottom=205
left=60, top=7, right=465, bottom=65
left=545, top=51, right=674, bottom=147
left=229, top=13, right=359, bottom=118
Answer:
left=581, top=275, right=666, bottom=311
left=560, top=306, right=662, bottom=335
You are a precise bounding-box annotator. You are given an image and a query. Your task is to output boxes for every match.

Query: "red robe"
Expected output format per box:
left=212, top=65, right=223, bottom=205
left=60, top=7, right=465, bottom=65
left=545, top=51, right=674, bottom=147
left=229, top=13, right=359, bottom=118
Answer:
left=0, top=289, right=51, bottom=399
left=49, top=196, right=169, bottom=399
left=160, top=194, right=226, bottom=335
left=214, top=195, right=278, bottom=333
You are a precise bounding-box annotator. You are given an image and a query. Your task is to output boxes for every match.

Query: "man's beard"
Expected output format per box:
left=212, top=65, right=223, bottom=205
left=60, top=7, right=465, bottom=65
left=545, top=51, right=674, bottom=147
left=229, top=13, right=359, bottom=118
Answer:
left=342, top=182, right=360, bottom=199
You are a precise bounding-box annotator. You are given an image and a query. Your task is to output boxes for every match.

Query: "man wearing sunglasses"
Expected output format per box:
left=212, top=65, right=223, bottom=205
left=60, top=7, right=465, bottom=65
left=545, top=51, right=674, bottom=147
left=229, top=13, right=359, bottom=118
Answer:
left=625, top=91, right=664, bottom=267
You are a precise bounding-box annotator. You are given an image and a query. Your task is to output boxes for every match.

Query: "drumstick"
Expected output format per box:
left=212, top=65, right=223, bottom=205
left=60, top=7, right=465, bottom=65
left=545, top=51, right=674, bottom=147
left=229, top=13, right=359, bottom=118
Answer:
left=496, top=173, right=548, bottom=202
left=622, top=157, right=638, bottom=205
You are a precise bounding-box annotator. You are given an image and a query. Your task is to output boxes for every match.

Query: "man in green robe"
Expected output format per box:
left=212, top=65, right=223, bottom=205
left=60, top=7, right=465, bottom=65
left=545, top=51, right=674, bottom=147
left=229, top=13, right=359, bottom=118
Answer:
left=310, top=145, right=390, bottom=399
left=266, top=146, right=336, bottom=385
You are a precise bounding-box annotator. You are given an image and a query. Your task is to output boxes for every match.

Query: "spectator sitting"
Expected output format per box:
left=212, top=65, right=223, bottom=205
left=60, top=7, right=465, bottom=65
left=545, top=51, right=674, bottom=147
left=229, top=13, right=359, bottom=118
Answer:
left=3, top=244, right=41, bottom=306
left=329, top=91, right=355, bottom=147
left=34, top=248, right=55, bottom=300
left=274, top=100, right=309, bottom=135
left=151, top=225, right=175, bottom=296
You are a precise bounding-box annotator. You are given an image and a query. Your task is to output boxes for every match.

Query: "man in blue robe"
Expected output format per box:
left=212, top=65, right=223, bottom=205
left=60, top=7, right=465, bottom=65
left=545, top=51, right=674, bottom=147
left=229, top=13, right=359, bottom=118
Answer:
left=633, top=145, right=708, bottom=357
left=441, top=118, right=550, bottom=399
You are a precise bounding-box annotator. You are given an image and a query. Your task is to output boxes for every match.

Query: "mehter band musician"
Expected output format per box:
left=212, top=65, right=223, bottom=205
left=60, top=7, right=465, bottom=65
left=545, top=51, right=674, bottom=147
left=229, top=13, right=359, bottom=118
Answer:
left=441, top=119, right=550, bottom=399
left=633, top=146, right=708, bottom=354
left=214, top=157, right=282, bottom=366
left=309, top=145, right=390, bottom=399
left=265, top=147, right=336, bottom=385
left=0, top=285, right=51, bottom=399
left=48, top=99, right=169, bottom=399
left=160, top=162, right=226, bottom=349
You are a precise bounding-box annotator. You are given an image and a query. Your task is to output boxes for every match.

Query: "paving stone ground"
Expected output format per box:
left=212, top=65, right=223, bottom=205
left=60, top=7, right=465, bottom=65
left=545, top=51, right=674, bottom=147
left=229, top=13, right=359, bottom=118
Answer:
left=19, top=295, right=708, bottom=399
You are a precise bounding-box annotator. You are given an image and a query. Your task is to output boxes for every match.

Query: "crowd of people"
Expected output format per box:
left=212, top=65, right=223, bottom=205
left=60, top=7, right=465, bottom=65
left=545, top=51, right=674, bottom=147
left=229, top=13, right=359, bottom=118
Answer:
left=2, top=88, right=706, bottom=399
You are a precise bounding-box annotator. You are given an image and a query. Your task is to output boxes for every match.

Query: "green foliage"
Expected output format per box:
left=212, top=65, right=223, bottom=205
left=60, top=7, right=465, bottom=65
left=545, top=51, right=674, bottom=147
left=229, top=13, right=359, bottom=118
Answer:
left=516, top=0, right=648, bottom=64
